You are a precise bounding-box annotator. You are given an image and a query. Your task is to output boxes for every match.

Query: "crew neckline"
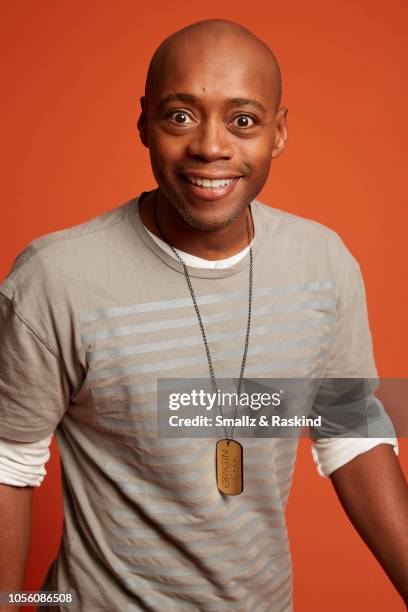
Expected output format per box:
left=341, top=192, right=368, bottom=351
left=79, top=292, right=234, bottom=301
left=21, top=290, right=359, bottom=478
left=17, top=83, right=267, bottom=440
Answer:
left=144, top=225, right=253, bottom=269
left=126, top=190, right=264, bottom=279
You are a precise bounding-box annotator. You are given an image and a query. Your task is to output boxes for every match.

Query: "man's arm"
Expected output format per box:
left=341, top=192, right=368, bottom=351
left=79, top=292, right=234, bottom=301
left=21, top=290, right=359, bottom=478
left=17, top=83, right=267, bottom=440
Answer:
left=330, top=443, right=408, bottom=605
left=0, top=484, right=33, bottom=611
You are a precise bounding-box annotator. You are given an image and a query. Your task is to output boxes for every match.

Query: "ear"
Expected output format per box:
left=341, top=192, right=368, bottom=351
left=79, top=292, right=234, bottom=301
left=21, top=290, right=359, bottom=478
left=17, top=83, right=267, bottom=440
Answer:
left=137, top=96, right=149, bottom=148
left=271, top=107, right=288, bottom=159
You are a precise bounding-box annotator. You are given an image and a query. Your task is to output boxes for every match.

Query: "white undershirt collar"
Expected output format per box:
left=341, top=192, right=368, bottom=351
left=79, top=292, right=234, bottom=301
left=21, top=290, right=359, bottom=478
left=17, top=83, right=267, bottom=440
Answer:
left=143, top=226, right=253, bottom=269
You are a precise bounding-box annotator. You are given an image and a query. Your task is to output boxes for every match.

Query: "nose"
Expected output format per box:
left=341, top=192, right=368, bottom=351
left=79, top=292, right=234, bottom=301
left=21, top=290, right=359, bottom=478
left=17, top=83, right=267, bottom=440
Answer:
left=186, top=117, right=234, bottom=161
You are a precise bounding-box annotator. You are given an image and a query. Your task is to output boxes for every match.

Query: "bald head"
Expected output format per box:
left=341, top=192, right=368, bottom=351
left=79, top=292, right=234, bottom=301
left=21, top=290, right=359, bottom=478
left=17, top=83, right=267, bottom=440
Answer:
left=145, top=19, right=282, bottom=113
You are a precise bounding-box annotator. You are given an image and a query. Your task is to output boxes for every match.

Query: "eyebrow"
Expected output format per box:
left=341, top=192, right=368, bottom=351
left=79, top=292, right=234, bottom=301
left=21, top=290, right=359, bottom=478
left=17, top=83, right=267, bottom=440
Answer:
left=157, top=93, right=268, bottom=113
left=229, top=97, right=268, bottom=113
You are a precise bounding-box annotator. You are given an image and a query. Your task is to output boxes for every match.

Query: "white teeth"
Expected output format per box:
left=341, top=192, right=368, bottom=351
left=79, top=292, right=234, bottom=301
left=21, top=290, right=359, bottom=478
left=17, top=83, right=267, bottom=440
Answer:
left=186, top=176, right=235, bottom=188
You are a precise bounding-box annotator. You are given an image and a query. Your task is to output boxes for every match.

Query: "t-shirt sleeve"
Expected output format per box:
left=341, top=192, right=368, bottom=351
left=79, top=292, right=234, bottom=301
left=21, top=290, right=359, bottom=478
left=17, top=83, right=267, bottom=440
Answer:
left=0, top=242, right=87, bottom=443
left=0, top=294, right=71, bottom=441
left=309, top=240, right=396, bottom=444
left=321, top=247, right=377, bottom=379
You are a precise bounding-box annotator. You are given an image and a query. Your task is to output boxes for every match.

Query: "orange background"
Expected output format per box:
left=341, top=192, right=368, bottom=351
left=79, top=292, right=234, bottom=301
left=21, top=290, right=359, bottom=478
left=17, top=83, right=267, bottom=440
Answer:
left=1, top=1, right=407, bottom=611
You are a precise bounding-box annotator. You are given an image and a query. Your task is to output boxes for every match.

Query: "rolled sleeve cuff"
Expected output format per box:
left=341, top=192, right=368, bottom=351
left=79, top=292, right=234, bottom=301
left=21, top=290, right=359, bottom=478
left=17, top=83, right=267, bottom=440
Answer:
left=311, top=437, right=399, bottom=478
left=0, top=434, right=53, bottom=487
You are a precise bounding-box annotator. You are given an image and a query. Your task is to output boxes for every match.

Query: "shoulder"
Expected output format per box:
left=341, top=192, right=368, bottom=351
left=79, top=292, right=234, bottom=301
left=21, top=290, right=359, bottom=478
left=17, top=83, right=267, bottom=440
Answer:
left=254, top=198, right=359, bottom=265
left=254, top=199, right=344, bottom=243
left=23, top=198, right=130, bottom=259
left=253, top=199, right=363, bottom=308
left=1, top=198, right=135, bottom=301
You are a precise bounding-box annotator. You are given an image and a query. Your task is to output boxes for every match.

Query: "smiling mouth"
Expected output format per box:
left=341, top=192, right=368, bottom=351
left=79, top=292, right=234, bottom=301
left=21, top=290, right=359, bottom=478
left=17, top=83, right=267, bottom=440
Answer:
left=181, top=174, right=240, bottom=189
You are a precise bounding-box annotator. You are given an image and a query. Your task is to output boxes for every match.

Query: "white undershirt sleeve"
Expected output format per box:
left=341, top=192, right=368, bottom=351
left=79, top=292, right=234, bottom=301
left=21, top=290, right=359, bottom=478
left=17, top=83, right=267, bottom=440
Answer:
left=311, top=437, right=399, bottom=477
left=0, top=433, right=53, bottom=487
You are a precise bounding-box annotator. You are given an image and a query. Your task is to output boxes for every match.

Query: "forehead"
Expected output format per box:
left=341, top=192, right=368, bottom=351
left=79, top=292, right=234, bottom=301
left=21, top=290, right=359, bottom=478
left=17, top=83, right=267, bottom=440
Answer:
left=149, top=35, right=278, bottom=109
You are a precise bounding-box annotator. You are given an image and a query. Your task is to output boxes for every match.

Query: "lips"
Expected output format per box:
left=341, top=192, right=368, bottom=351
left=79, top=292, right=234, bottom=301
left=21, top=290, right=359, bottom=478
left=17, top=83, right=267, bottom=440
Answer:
left=179, top=173, right=242, bottom=201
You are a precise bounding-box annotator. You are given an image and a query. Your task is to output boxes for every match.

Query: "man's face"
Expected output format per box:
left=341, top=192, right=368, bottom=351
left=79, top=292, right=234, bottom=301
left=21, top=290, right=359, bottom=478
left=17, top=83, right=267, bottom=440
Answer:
left=138, top=34, right=287, bottom=231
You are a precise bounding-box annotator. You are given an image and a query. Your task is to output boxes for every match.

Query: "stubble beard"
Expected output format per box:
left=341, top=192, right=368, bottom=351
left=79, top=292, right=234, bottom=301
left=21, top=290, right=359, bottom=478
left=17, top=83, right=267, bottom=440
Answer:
left=172, top=196, right=250, bottom=232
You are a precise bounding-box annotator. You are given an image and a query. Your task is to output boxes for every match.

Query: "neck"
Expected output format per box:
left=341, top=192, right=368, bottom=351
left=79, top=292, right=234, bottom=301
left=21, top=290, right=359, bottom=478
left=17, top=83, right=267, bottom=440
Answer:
left=139, top=189, right=254, bottom=260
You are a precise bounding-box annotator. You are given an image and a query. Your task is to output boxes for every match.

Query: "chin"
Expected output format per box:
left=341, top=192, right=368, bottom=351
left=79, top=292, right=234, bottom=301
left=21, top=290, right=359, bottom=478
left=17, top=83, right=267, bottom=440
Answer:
left=173, top=198, right=248, bottom=232
left=177, top=207, right=240, bottom=232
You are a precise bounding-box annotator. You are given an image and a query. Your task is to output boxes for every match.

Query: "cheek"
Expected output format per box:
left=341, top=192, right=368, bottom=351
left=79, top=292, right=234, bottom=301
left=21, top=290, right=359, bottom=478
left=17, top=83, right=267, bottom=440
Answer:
left=246, top=151, right=273, bottom=184
left=148, top=141, right=183, bottom=191
left=148, top=140, right=174, bottom=175
left=150, top=144, right=185, bottom=184
left=149, top=126, right=183, bottom=159
left=240, top=136, right=274, bottom=173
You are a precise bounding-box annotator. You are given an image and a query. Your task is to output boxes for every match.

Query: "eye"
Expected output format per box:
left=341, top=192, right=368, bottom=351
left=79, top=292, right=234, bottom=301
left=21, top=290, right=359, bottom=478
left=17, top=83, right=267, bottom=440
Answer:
left=166, top=111, right=194, bottom=125
left=232, top=114, right=257, bottom=128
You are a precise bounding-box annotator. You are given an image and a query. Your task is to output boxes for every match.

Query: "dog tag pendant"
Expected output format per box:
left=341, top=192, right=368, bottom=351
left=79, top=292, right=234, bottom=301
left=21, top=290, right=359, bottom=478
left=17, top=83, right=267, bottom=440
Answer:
left=216, top=439, right=243, bottom=495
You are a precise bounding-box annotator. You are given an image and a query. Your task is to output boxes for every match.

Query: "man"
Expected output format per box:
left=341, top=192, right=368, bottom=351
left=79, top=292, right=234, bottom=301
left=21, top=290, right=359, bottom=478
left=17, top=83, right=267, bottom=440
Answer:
left=0, top=18, right=407, bottom=612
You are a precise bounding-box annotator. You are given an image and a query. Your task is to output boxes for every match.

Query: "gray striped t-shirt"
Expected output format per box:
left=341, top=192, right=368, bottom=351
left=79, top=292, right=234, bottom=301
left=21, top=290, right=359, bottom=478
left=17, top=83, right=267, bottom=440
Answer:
left=0, top=194, right=390, bottom=611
